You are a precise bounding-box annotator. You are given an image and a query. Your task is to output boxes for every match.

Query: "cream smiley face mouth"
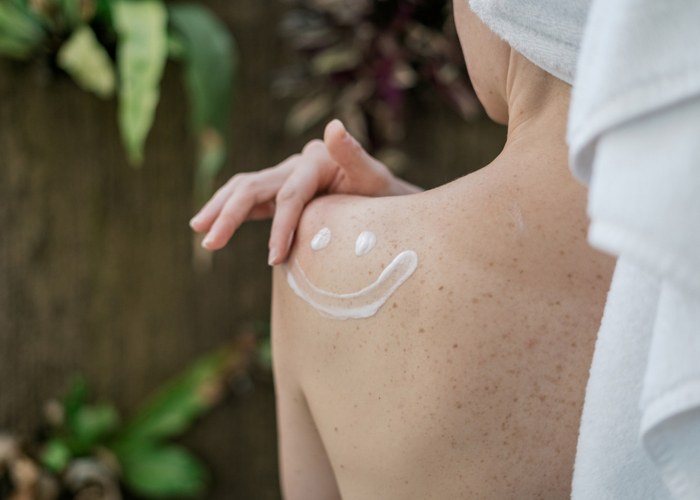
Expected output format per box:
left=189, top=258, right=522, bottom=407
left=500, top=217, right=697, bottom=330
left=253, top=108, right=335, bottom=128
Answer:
left=285, top=229, right=418, bottom=320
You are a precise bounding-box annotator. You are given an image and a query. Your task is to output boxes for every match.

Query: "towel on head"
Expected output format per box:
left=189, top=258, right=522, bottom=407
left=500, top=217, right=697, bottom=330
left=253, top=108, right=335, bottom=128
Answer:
left=469, top=0, right=591, bottom=84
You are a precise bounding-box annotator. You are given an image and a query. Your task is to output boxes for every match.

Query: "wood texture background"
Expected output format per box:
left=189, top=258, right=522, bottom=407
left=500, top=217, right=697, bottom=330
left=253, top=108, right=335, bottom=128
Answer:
left=0, top=0, right=506, bottom=497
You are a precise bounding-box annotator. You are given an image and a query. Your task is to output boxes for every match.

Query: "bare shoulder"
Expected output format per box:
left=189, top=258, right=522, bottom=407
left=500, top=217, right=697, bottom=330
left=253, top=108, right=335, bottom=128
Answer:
left=271, top=180, right=615, bottom=500
left=284, top=192, right=439, bottom=298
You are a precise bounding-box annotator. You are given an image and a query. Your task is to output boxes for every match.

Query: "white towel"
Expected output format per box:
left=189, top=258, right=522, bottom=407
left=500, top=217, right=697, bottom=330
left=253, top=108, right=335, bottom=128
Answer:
left=572, top=257, right=670, bottom=500
left=469, top=0, right=591, bottom=84
left=568, top=0, right=700, bottom=498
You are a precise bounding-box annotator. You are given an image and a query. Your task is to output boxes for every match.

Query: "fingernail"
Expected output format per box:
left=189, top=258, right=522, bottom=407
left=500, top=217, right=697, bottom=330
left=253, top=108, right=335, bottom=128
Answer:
left=268, top=248, right=278, bottom=266
left=189, top=216, right=199, bottom=228
left=201, top=236, right=211, bottom=249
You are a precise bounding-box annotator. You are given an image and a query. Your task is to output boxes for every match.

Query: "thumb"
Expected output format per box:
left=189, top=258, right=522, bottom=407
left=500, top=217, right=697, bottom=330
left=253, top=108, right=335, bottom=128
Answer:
left=324, top=119, right=378, bottom=177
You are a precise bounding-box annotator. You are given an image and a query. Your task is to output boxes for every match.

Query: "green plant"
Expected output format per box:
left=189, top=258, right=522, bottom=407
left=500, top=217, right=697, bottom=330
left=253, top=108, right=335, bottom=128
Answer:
left=275, top=0, right=480, bottom=169
left=29, top=342, right=254, bottom=499
left=0, top=0, right=237, bottom=205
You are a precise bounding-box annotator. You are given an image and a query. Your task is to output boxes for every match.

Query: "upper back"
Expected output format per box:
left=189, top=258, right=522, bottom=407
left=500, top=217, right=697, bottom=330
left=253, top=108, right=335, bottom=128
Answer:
left=272, top=160, right=614, bottom=500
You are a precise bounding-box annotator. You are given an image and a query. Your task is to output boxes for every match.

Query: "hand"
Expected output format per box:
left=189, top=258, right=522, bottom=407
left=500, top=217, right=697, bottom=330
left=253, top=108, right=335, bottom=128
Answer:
left=189, top=119, right=422, bottom=265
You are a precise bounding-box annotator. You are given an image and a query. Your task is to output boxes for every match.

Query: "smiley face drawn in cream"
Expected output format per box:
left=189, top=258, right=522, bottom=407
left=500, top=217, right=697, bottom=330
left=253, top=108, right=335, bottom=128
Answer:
left=284, top=251, right=417, bottom=320
left=355, top=231, right=376, bottom=256
left=310, top=227, right=331, bottom=250
left=285, top=229, right=418, bottom=320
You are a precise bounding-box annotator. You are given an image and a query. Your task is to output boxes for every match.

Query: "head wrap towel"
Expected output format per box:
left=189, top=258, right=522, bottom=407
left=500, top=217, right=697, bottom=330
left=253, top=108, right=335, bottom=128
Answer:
left=469, top=0, right=591, bottom=84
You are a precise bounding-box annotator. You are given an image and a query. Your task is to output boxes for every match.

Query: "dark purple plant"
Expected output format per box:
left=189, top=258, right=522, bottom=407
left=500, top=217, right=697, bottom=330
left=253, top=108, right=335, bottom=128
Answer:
left=275, top=0, right=481, bottom=162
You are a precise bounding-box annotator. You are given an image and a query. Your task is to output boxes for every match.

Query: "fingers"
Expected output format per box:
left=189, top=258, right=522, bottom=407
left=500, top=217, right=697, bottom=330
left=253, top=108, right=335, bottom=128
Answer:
left=248, top=200, right=276, bottom=220
left=324, top=119, right=422, bottom=197
left=192, top=124, right=382, bottom=259
left=323, top=119, right=366, bottom=174
left=267, top=141, right=334, bottom=265
left=324, top=119, right=388, bottom=194
left=196, top=160, right=296, bottom=250
left=190, top=158, right=296, bottom=234
left=189, top=176, right=238, bottom=232
left=201, top=177, right=279, bottom=250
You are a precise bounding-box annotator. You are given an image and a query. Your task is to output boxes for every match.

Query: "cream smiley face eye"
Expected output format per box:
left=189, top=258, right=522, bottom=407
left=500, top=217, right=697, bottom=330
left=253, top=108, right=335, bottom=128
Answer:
left=310, top=227, right=331, bottom=250
left=355, top=231, right=377, bottom=256
left=310, top=227, right=377, bottom=256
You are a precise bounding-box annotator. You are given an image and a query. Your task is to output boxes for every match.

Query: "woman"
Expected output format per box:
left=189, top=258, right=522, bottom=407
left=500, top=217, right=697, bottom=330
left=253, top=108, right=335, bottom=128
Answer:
left=192, top=2, right=614, bottom=498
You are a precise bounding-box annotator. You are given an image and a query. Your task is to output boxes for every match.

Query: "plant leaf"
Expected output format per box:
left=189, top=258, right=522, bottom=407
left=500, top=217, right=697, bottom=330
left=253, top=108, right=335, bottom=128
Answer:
left=166, top=30, right=186, bottom=60
left=194, top=127, right=225, bottom=206
left=168, top=3, right=237, bottom=201
left=284, top=92, right=333, bottom=136
left=256, top=336, right=272, bottom=370
left=113, top=0, right=168, bottom=166
left=114, top=348, right=235, bottom=444
left=57, top=25, right=115, bottom=98
left=167, top=3, right=236, bottom=134
left=311, top=44, right=361, bottom=75
left=0, top=0, right=44, bottom=59
left=64, top=374, right=89, bottom=427
left=0, top=34, right=34, bottom=59
left=116, top=444, right=208, bottom=498
left=59, top=0, right=82, bottom=28
left=94, top=0, right=113, bottom=25
left=42, top=437, right=72, bottom=473
left=71, top=403, right=120, bottom=453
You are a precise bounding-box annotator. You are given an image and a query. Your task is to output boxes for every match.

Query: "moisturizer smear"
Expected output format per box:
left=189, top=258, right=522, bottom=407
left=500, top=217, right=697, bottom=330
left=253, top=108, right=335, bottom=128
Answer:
left=310, top=227, right=331, bottom=250
left=284, top=250, right=418, bottom=320
left=354, top=231, right=377, bottom=256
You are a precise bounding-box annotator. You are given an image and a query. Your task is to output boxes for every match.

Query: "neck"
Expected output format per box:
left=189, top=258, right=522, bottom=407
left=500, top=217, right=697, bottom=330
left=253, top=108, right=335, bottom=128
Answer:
left=501, top=51, right=572, bottom=168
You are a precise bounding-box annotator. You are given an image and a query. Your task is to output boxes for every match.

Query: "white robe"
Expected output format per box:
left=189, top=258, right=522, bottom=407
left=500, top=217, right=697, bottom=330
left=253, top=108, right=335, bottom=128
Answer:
left=568, top=0, right=700, bottom=498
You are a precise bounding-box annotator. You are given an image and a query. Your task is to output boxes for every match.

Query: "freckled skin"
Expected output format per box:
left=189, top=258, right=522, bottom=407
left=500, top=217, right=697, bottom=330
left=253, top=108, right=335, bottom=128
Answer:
left=272, top=149, right=616, bottom=499
left=271, top=3, right=616, bottom=499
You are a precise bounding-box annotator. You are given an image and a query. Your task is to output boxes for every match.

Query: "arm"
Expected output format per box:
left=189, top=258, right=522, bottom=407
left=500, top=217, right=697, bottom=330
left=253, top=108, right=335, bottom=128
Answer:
left=189, top=119, right=422, bottom=265
left=272, top=253, right=341, bottom=500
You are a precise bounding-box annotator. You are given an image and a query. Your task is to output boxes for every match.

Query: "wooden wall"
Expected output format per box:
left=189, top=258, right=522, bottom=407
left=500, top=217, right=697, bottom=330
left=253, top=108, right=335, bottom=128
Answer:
left=0, top=0, right=506, bottom=497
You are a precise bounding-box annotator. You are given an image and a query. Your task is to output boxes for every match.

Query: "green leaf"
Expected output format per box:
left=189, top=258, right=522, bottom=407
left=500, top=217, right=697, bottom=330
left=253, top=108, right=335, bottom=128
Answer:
left=0, top=0, right=44, bottom=59
left=42, top=437, right=72, bottom=473
left=166, top=30, right=186, bottom=60
left=57, top=25, right=115, bottom=98
left=194, top=128, right=225, bottom=205
left=71, top=403, right=120, bottom=452
left=113, top=0, right=168, bottom=166
left=256, top=336, right=272, bottom=370
left=115, top=349, right=232, bottom=444
left=117, top=444, right=208, bottom=498
left=59, top=0, right=81, bottom=28
left=167, top=3, right=237, bottom=201
left=0, top=35, right=33, bottom=59
left=167, top=3, right=236, bottom=134
left=94, top=0, right=114, bottom=25
left=64, top=374, right=89, bottom=427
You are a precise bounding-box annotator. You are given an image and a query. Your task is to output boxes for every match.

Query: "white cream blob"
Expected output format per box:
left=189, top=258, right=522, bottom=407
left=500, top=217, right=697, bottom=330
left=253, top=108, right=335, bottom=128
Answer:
left=284, top=250, right=418, bottom=320
left=354, top=231, right=377, bottom=256
left=310, top=227, right=331, bottom=250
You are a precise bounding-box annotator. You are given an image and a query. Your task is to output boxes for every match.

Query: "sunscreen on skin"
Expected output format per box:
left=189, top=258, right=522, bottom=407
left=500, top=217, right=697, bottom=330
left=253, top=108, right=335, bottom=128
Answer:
left=355, top=231, right=377, bottom=256
left=311, top=227, right=331, bottom=250
left=284, top=250, right=418, bottom=320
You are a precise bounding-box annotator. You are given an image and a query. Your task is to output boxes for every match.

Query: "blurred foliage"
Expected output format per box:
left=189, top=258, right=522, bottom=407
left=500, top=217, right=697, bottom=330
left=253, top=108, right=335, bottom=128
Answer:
left=0, top=0, right=237, bottom=202
left=275, top=0, right=481, bottom=170
left=0, top=338, right=259, bottom=500
left=168, top=3, right=237, bottom=207
left=113, top=0, right=168, bottom=166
